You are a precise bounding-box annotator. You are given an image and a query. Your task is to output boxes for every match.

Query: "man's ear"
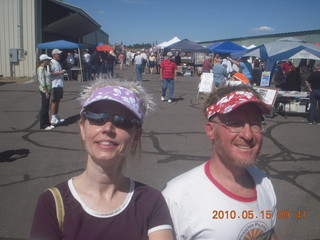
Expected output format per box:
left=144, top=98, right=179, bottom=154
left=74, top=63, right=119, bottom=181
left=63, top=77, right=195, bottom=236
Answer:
left=205, top=122, right=215, bottom=140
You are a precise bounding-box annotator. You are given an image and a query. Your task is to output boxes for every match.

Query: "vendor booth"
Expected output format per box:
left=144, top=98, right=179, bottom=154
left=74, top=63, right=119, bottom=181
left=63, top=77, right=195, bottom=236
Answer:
left=230, top=37, right=320, bottom=117
left=206, top=41, right=246, bottom=54
left=231, top=37, right=320, bottom=71
left=164, top=39, right=211, bottom=76
left=37, top=40, right=85, bottom=82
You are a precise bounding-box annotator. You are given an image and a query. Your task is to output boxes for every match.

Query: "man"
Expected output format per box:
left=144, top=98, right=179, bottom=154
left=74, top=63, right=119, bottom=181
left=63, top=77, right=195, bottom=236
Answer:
left=213, top=58, right=228, bottom=88
left=134, top=51, right=143, bottom=82
left=50, top=49, right=66, bottom=125
left=140, top=49, right=148, bottom=74
left=105, top=51, right=116, bottom=78
left=174, top=52, right=181, bottom=66
left=163, top=85, right=278, bottom=240
left=126, top=50, right=132, bottom=67
left=83, top=49, right=92, bottom=81
left=202, top=56, right=213, bottom=73
left=305, top=63, right=320, bottom=124
left=228, top=57, right=253, bottom=82
left=160, top=52, right=178, bottom=103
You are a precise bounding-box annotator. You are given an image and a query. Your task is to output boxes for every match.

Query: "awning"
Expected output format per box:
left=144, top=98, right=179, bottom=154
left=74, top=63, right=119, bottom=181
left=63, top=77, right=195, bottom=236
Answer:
left=43, top=12, right=100, bottom=38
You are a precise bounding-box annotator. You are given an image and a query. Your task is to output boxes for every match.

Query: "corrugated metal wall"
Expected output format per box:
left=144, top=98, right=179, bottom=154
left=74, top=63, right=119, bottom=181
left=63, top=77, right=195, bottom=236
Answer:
left=0, top=0, right=36, bottom=78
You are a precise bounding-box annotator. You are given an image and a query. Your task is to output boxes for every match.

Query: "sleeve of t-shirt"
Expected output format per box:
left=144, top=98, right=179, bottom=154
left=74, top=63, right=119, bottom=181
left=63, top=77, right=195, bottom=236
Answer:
left=162, top=187, right=188, bottom=240
left=37, top=68, right=45, bottom=86
left=29, top=190, right=61, bottom=240
left=146, top=189, right=173, bottom=235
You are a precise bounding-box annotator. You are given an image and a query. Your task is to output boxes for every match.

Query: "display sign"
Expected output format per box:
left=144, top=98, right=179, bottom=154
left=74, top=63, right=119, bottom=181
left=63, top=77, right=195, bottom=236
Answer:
left=253, top=86, right=279, bottom=106
left=199, top=73, right=214, bottom=93
left=260, top=71, right=271, bottom=87
left=194, top=52, right=206, bottom=65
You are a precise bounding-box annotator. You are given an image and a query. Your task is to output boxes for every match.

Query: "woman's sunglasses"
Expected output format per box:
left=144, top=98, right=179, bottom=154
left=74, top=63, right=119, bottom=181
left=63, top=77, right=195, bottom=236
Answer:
left=82, top=111, right=141, bottom=129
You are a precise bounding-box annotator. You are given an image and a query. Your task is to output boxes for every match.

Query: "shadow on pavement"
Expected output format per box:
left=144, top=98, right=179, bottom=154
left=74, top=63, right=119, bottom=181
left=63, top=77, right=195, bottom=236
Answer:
left=0, top=149, right=30, bottom=162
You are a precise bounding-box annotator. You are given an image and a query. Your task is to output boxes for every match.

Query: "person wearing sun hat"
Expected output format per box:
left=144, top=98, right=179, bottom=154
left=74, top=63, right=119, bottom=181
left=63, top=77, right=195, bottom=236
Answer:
left=37, top=54, right=54, bottom=130
left=160, top=52, right=178, bottom=103
left=163, top=85, right=278, bottom=240
left=30, top=78, right=174, bottom=240
left=50, top=48, right=66, bottom=126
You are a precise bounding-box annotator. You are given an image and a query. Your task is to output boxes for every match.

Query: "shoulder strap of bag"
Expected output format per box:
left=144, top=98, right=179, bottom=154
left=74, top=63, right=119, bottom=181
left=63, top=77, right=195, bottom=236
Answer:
left=48, top=187, right=65, bottom=232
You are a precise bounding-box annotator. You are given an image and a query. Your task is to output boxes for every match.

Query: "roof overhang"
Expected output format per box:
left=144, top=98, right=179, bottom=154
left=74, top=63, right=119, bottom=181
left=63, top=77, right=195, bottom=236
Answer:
left=43, top=12, right=100, bottom=38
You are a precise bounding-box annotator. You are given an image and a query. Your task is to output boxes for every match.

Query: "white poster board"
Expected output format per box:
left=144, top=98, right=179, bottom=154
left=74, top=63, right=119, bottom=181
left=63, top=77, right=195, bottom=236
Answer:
left=199, top=73, right=214, bottom=93
left=260, top=71, right=271, bottom=87
left=253, top=86, right=279, bottom=106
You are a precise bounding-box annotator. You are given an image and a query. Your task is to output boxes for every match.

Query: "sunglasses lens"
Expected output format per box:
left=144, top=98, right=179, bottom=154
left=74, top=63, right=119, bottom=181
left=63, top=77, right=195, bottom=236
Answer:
left=85, top=112, right=108, bottom=125
left=112, top=115, right=134, bottom=129
left=84, top=112, right=139, bottom=129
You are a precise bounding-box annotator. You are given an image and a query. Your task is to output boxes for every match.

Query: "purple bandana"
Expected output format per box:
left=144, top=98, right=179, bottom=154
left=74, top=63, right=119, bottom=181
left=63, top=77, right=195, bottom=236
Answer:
left=81, top=86, right=144, bottom=121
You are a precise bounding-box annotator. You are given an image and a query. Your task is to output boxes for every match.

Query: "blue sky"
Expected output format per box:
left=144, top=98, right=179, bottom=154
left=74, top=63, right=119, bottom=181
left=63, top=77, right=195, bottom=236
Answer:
left=63, top=0, right=320, bottom=45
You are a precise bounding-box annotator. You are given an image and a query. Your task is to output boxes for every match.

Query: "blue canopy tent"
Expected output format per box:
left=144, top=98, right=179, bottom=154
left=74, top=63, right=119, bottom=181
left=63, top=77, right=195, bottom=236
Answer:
left=206, top=41, right=246, bottom=54
left=37, top=40, right=85, bottom=82
left=37, top=40, right=84, bottom=49
left=231, top=37, right=320, bottom=70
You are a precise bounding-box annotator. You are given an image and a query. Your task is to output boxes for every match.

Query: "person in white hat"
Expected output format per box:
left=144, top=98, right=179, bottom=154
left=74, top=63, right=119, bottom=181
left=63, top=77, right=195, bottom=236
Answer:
left=38, top=54, right=54, bottom=130
left=160, top=52, right=177, bottom=103
left=50, top=49, right=66, bottom=125
left=163, top=85, right=278, bottom=240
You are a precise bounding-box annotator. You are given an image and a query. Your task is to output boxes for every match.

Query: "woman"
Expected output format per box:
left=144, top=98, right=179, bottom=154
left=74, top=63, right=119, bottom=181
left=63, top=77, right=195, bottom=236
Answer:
left=30, top=79, right=174, bottom=240
left=252, top=59, right=262, bottom=85
left=148, top=53, right=156, bottom=75
left=38, top=54, right=54, bottom=130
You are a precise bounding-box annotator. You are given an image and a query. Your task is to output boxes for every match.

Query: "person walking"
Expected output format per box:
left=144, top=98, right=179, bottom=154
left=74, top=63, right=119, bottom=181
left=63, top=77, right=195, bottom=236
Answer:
left=160, top=52, right=177, bottom=103
left=148, top=53, right=156, bottom=75
left=163, top=85, right=278, bottom=240
left=30, top=79, right=174, bottom=240
left=37, top=54, right=54, bottom=130
left=49, top=49, right=66, bottom=125
left=134, top=51, right=143, bottom=82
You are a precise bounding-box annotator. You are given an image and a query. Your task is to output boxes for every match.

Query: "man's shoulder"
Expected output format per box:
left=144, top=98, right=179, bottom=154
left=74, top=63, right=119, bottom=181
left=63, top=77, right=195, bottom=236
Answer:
left=247, top=167, right=273, bottom=188
left=163, top=164, right=205, bottom=194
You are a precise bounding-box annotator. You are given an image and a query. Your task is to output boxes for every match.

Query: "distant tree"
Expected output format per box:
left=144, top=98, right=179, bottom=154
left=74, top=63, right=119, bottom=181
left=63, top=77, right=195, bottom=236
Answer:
left=125, top=43, right=151, bottom=49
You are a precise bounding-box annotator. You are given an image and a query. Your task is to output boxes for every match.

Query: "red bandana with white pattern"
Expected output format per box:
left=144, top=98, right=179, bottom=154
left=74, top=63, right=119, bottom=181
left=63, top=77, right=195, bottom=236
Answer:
left=206, top=91, right=270, bottom=120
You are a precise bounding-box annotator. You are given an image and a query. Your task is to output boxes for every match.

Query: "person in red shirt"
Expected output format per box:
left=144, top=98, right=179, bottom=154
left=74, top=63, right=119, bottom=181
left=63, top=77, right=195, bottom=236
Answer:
left=281, top=60, right=293, bottom=75
left=202, top=56, right=213, bottom=73
left=160, top=52, right=178, bottom=103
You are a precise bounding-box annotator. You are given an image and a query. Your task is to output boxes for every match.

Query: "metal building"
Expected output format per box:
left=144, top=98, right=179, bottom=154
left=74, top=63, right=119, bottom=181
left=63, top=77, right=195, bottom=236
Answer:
left=198, top=29, right=320, bottom=48
left=0, top=0, right=108, bottom=79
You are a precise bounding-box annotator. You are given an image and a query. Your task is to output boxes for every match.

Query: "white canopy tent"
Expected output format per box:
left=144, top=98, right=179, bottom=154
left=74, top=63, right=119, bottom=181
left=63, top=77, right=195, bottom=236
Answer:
left=157, top=37, right=180, bottom=49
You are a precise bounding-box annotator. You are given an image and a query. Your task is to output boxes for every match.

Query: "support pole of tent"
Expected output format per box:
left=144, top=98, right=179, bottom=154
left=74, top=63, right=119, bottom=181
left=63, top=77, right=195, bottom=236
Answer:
left=78, top=47, right=83, bottom=82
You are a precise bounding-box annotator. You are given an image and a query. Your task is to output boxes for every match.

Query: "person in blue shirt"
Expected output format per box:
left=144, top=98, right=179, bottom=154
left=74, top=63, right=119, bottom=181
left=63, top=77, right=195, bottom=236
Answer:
left=228, top=57, right=253, bottom=82
left=213, top=58, right=228, bottom=88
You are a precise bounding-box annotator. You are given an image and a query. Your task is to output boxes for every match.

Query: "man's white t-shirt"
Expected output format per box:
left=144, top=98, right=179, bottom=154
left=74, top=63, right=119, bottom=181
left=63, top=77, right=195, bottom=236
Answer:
left=162, top=161, right=277, bottom=240
left=50, top=59, right=64, bottom=88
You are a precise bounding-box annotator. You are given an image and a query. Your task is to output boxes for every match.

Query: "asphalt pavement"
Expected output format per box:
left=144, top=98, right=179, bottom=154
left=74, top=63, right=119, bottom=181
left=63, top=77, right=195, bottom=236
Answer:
left=0, top=65, right=319, bottom=240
